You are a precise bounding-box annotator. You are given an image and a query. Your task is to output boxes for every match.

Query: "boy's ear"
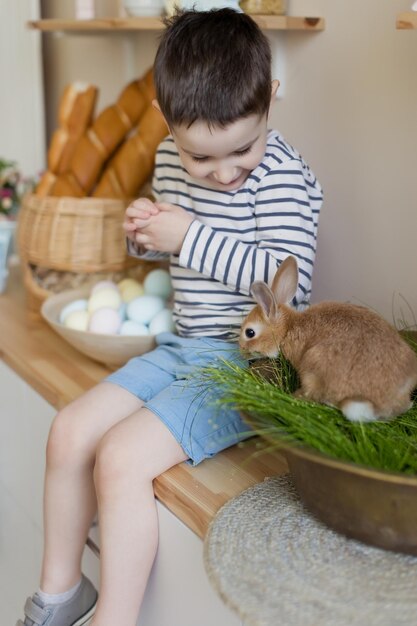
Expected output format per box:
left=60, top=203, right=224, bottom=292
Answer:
left=152, top=99, right=161, bottom=113
left=152, top=100, right=169, bottom=130
left=270, top=80, right=280, bottom=104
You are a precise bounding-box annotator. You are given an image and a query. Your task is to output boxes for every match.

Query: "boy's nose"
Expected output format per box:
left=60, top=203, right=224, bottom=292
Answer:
left=213, top=167, right=238, bottom=185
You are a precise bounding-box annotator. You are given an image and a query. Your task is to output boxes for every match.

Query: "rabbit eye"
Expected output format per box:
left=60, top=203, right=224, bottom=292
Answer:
left=245, top=328, right=256, bottom=339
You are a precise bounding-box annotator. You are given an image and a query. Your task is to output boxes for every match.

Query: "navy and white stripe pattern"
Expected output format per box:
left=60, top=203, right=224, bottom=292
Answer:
left=129, top=130, right=323, bottom=340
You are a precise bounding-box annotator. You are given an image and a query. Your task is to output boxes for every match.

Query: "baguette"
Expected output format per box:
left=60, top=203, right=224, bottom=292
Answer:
left=49, top=83, right=98, bottom=173
left=47, top=172, right=86, bottom=198
left=36, top=82, right=98, bottom=196
left=49, top=68, right=156, bottom=197
left=35, top=171, right=57, bottom=197
left=92, top=105, right=168, bottom=199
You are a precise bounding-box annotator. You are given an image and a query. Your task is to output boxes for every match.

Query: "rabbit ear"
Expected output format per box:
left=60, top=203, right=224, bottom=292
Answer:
left=271, top=256, right=299, bottom=304
left=251, top=282, right=277, bottom=319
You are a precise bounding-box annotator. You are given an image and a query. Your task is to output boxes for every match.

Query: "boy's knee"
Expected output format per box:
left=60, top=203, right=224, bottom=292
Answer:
left=94, top=428, right=131, bottom=489
left=94, top=422, right=155, bottom=490
left=46, top=406, right=88, bottom=467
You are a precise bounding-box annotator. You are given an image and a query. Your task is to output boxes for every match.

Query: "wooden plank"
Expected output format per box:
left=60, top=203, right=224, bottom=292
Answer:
left=27, top=16, right=325, bottom=33
left=397, top=12, right=417, bottom=30
left=254, top=15, right=325, bottom=31
left=27, top=17, right=163, bottom=32
left=0, top=265, right=287, bottom=539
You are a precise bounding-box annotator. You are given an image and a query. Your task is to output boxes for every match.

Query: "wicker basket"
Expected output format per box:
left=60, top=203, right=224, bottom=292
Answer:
left=17, top=194, right=160, bottom=318
left=18, top=194, right=140, bottom=272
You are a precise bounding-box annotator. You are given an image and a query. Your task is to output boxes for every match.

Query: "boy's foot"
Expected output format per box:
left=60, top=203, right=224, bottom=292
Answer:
left=16, top=575, right=98, bottom=626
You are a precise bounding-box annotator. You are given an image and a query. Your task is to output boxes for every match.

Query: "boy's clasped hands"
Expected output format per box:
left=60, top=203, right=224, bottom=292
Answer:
left=124, top=198, right=194, bottom=254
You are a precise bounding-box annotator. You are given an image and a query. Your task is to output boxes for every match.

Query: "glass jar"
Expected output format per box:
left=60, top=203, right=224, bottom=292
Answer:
left=75, top=0, right=95, bottom=19
left=166, top=1, right=242, bottom=14
left=239, top=0, right=287, bottom=15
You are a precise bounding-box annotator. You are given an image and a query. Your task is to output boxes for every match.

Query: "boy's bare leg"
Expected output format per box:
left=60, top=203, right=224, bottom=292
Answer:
left=40, top=382, right=144, bottom=593
left=91, top=408, right=188, bottom=626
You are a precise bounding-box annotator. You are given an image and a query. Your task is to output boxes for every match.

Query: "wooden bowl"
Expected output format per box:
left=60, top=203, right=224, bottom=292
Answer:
left=41, top=287, right=157, bottom=369
left=282, top=443, right=417, bottom=556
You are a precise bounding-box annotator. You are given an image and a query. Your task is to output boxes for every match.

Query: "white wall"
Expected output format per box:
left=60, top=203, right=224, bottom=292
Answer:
left=269, top=0, right=417, bottom=328
left=0, top=0, right=45, bottom=178
left=41, top=0, right=417, bottom=323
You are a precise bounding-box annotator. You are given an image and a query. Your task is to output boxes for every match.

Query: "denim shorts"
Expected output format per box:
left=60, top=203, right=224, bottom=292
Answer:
left=105, top=332, right=253, bottom=465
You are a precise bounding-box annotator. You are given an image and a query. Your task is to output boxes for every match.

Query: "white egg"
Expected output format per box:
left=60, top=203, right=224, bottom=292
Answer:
left=88, top=288, right=121, bottom=314
left=64, top=310, right=89, bottom=331
left=143, top=269, right=172, bottom=299
left=120, top=320, right=150, bottom=336
left=90, top=280, right=118, bottom=295
left=149, top=308, right=175, bottom=335
left=127, top=295, right=165, bottom=325
left=118, top=278, right=144, bottom=303
left=59, top=298, right=88, bottom=324
left=88, top=308, right=122, bottom=335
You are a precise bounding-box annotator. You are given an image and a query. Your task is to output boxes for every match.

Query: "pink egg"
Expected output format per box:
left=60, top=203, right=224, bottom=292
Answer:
left=90, top=280, right=119, bottom=295
left=88, top=307, right=121, bottom=335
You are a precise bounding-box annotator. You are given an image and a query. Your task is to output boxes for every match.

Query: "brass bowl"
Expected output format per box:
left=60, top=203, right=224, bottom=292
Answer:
left=245, top=345, right=417, bottom=556
left=281, top=443, right=417, bottom=556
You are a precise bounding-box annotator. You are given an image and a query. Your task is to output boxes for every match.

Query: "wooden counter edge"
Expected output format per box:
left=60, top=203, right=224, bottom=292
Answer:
left=0, top=267, right=288, bottom=541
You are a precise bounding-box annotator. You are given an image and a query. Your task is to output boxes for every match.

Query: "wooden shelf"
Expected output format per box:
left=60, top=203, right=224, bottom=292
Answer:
left=396, top=12, right=417, bottom=29
left=28, top=15, right=325, bottom=33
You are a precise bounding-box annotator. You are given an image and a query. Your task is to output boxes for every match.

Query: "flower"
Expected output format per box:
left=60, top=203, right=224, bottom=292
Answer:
left=0, top=158, right=35, bottom=219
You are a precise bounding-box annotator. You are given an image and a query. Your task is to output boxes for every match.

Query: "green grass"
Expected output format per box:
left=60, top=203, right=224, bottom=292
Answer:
left=199, top=340, right=417, bottom=475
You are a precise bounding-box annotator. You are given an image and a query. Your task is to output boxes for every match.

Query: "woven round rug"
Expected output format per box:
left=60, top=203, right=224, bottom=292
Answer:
left=203, top=474, right=417, bottom=626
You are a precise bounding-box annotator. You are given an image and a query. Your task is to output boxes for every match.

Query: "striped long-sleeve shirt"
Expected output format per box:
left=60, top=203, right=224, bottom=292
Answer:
left=128, top=130, right=323, bottom=341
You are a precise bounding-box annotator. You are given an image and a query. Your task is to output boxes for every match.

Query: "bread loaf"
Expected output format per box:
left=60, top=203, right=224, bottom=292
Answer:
left=36, top=83, right=98, bottom=196
left=47, top=172, right=86, bottom=198
left=92, top=105, right=168, bottom=199
left=35, top=171, right=57, bottom=197
left=49, top=68, right=156, bottom=197
left=49, top=83, right=98, bottom=173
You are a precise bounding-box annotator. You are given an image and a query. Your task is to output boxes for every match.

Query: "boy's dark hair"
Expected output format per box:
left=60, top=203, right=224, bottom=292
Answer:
left=154, top=9, right=272, bottom=128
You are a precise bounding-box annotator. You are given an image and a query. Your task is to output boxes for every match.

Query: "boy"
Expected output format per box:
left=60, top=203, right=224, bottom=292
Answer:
left=17, top=9, right=322, bottom=626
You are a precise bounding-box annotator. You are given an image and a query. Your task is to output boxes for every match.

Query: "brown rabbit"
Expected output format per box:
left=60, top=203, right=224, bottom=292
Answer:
left=239, top=255, right=417, bottom=422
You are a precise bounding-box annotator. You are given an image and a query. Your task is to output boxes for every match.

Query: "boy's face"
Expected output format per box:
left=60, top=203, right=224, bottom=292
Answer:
left=171, top=113, right=269, bottom=192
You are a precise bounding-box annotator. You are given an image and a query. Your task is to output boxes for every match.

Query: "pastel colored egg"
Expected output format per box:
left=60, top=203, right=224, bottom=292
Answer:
left=120, top=320, right=150, bottom=336
left=119, top=302, right=127, bottom=322
left=63, top=310, right=89, bottom=332
left=90, top=280, right=118, bottom=295
left=118, top=278, right=144, bottom=303
left=127, top=295, right=165, bottom=325
left=143, top=269, right=172, bottom=300
left=149, top=308, right=175, bottom=335
left=88, top=288, right=121, bottom=314
left=88, top=308, right=122, bottom=335
left=59, top=298, right=88, bottom=324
